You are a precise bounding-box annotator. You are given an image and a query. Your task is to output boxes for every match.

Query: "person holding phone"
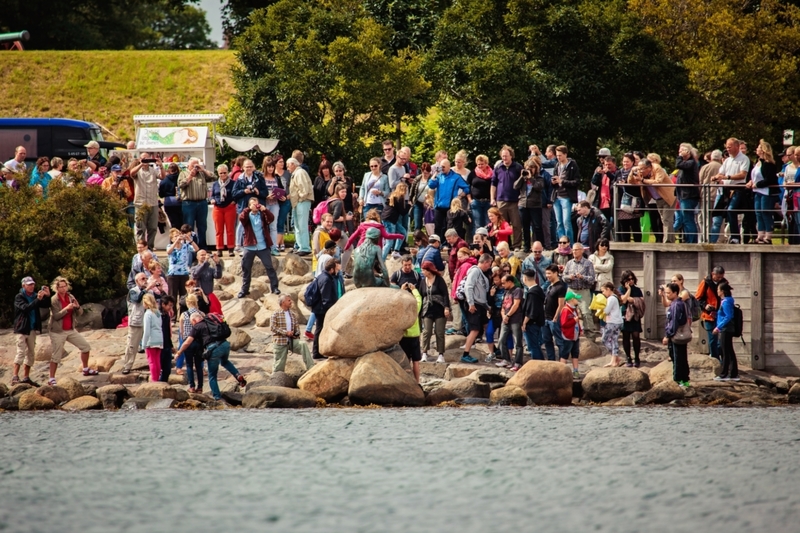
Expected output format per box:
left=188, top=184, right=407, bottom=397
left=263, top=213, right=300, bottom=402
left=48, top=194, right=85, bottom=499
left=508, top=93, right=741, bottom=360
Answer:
left=238, top=197, right=281, bottom=298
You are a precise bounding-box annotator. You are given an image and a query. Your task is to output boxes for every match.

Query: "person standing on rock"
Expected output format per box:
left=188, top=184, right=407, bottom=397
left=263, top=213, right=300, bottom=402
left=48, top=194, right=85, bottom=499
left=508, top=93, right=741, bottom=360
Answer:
left=11, top=276, right=51, bottom=386
left=663, top=282, right=690, bottom=388
left=238, top=197, right=281, bottom=299
left=287, top=157, right=314, bottom=256
left=713, top=282, right=740, bottom=382
left=521, top=269, right=546, bottom=363
left=498, top=274, right=525, bottom=371
left=399, top=282, right=423, bottom=383
left=232, top=158, right=268, bottom=253
left=600, top=282, right=624, bottom=368
left=141, top=293, right=164, bottom=383
left=420, top=260, right=451, bottom=364
left=462, top=254, right=494, bottom=363
left=560, top=291, right=583, bottom=378
left=542, top=264, right=567, bottom=362
left=159, top=295, right=176, bottom=383
left=562, top=243, right=596, bottom=340
left=271, top=295, right=315, bottom=373
left=178, top=293, right=205, bottom=391
left=695, top=265, right=727, bottom=362
left=312, top=258, right=344, bottom=360
left=47, top=277, right=96, bottom=386
left=122, top=273, right=152, bottom=375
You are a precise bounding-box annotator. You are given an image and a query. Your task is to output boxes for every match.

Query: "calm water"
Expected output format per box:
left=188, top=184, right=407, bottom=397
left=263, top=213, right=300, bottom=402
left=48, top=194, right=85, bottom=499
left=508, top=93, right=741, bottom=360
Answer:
left=1, top=407, right=799, bottom=533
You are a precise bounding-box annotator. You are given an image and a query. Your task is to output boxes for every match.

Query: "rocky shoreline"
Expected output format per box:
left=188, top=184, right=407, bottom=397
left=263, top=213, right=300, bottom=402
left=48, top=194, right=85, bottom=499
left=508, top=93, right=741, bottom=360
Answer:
left=2, top=253, right=799, bottom=411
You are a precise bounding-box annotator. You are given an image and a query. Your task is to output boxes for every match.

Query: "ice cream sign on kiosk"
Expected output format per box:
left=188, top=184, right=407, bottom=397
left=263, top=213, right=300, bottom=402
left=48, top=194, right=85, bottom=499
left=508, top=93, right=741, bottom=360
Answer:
left=135, top=126, right=209, bottom=165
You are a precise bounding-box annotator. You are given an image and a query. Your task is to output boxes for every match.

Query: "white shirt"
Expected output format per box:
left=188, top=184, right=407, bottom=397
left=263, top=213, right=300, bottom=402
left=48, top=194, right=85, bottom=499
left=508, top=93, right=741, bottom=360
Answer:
left=720, top=152, right=751, bottom=185
left=603, top=295, right=624, bottom=325
left=284, top=311, right=292, bottom=333
left=4, top=158, right=25, bottom=172
left=752, top=162, right=769, bottom=196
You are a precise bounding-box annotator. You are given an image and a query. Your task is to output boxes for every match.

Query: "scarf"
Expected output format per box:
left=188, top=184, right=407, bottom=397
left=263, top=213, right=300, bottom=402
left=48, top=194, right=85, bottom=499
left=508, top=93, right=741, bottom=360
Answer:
left=557, top=244, right=572, bottom=256
left=218, top=176, right=230, bottom=201
left=475, top=165, right=493, bottom=180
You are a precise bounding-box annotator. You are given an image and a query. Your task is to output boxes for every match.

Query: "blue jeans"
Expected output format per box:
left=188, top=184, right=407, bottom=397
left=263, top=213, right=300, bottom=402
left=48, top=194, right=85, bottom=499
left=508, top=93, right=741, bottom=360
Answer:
left=727, top=191, right=743, bottom=239
left=703, top=320, right=720, bottom=361
left=470, top=199, right=491, bottom=235
left=382, top=220, right=403, bottom=259
left=553, top=197, right=573, bottom=242
left=206, top=341, right=239, bottom=400
left=306, top=312, right=316, bottom=333
left=523, top=322, right=544, bottom=360
left=674, top=197, right=699, bottom=243
left=277, top=200, right=291, bottom=235
left=542, top=320, right=563, bottom=361
left=754, top=194, right=777, bottom=233
left=413, top=202, right=425, bottom=231
left=363, top=203, right=383, bottom=220
left=182, top=200, right=209, bottom=248
left=266, top=203, right=280, bottom=249
left=293, top=200, right=311, bottom=252
left=709, top=215, right=723, bottom=243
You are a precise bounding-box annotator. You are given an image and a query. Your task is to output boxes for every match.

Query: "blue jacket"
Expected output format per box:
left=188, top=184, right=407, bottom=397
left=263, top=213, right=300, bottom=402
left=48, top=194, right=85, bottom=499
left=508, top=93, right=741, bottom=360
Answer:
left=211, top=179, right=236, bottom=209
left=417, top=245, right=445, bottom=273
left=492, top=161, right=523, bottom=202
left=314, top=270, right=344, bottom=315
left=142, top=309, right=164, bottom=348
left=232, top=172, right=269, bottom=212
left=521, top=254, right=552, bottom=291
left=428, top=170, right=469, bottom=209
left=716, top=296, right=735, bottom=330
left=665, top=298, right=688, bottom=338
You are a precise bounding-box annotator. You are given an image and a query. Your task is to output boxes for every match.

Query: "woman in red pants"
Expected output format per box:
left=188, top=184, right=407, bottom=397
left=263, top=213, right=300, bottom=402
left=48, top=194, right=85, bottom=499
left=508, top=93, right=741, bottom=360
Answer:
left=211, top=164, right=237, bottom=256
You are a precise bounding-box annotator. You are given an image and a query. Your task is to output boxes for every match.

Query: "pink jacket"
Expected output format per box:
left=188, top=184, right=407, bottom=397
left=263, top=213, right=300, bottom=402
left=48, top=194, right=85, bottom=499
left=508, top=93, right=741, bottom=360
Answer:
left=450, top=256, right=478, bottom=299
left=344, top=221, right=404, bottom=251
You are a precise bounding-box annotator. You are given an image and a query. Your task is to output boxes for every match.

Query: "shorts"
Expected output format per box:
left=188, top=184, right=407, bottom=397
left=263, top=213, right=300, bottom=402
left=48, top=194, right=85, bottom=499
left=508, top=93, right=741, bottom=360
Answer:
left=399, top=336, right=422, bottom=362
left=465, top=304, right=489, bottom=333
left=50, top=329, right=91, bottom=363
left=560, top=337, right=580, bottom=359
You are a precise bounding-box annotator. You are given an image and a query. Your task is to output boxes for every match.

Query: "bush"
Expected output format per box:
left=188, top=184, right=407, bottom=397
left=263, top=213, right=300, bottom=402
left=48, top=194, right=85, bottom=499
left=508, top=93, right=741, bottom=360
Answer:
left=0, top=176, right=133, bottom=326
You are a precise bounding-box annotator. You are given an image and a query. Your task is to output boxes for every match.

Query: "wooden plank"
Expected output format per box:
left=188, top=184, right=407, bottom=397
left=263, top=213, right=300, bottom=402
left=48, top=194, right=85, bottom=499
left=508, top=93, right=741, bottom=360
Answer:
left=764, top=308, right=800, bottom=322
left=750, top=252, right=765, bottom=370
left=642, top=251, right=658, bottom=340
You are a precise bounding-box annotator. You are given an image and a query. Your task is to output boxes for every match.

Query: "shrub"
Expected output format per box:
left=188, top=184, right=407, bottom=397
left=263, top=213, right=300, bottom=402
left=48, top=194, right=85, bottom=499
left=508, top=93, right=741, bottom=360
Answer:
left=0, top=175, right=133, bottom=326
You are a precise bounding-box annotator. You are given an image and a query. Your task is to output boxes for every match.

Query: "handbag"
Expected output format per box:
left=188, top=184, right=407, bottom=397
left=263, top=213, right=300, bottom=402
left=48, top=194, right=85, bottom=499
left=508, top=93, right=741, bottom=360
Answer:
left=163, top=195, right=181, bottom=207
left=672, top=315, right=693, bottom=345
left=620, top=192, right=641, bottom=214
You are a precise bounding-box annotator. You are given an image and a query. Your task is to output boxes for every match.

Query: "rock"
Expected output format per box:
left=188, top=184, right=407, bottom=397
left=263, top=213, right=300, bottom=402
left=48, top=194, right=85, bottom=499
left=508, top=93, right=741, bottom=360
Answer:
left=89, top=356, right=117, bottom=372
left=216, top=290, right=234, bottom=302
left=444, top=335, right=467, bottom=351
left=0, top=396, right=19, bottom=410
left=752, top=375, right=776, bottom=390
left=490, top=385, right=530, bottom=406
left=506, top=360, right=573, bottom=405
left=58, top=377, right=86, bottom=400
left=421, top=378, right=446, bottom=393
left=18, top=392, right=56, bottom=410
left=228, top=328, right=251, bottom=351
left=419, top=362, right=447, bottom=379
left=319, top=288, right=419, bottom=358
left=635, top=380, right=686, bottom=405
left=444, top=364, right=481, bottom=380
left=222, top=298, right=260, bottom=327
left=176, top=399, right=205, bottom=409
left=219, top=273, right=236, bottom=286
left=282, top=253, right=310, bottom=276
left=244, top=380, right=270, bottom=391
left=579, top=339, right=604, bottom=360
left=35, top=335, right=69, bottom=362
left=649, top=355, right=722, bottom=385
left=605, top=391, right=645, bottom=406
left=189, top=392, right=212, bottom=403
left=109, top=373, right=139, bottom=385
left=121, top=398, right=151, bottom=410
left=242, top=386, right=318, bottom=408
left=348, top=351, right=425, bottom=406
left=173, top=388, right=189, bottom=402
left=442, top=378, right=491, bottom=399
left=773, top=379, right=790, bottom=395
left=255, top=307, right=272, bottom=327
left=262, top=292, right=285, bottom=311
left=467, top=367, right=513, bottom=384
left=168, top=374, right=188, bottom=386
left=704, top=388, right=742, bottom=405
left=97, top=384, right=129, bottom=409
left=146, top=398, right=176, bottom=409
left=283, top=359, right=308, bottom=382
left=426, top=387, right=459, bottom=406
left=134, top=382, right=178, bottom=399
left=455, top=398, right=490, bottom=405
left=36, top=385, right=71, bottom=405
left=221, top=390, right=243, bottom=406
left=246, top=280, right=270, bottom=301
left=62, top=395, right=102, bottom=410
left=10, top=383, right=35, bottom=396
left=788, top=383, right=800, bottom=404
left=229, top=256, right=267, bottom=278
left=74, top=303, right=105, bottom=330
left=581, top=368, right=651, bottom=403
left=281, top=274, right=308, bottom=286
left=0, top=383, right=7, bottom=398
left=267, top=371, right=297, bottom=388
left=297, top=358, right=356, bottom=402
left=384, top=344, right=412, bottom=373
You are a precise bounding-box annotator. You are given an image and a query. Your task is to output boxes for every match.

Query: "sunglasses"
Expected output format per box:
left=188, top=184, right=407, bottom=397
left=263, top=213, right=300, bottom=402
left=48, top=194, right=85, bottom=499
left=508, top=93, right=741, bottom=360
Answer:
left=370, top=165, right=378, bottom=168
left=559, top=241, right=569, bottom=244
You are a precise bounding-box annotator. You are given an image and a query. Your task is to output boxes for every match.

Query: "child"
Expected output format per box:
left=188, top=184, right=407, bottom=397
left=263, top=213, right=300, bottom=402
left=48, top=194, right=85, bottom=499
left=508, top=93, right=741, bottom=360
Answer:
left=600, top=282, right=624, bottom=367
left=560, top=291, right=583, bottom=378
left=424, top=189, right=436, bottom=237
left=141, top=293, right=164, bottom=382
left=159, top=295, right=176, bottom=382
left=446, top=197, right=471, bottom=241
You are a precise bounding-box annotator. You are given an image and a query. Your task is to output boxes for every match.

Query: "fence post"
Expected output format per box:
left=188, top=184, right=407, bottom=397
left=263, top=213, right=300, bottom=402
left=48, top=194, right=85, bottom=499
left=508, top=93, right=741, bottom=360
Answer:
left=642, top=250, right=658, bottom=340
left=750, top=252, right=765, bottom=370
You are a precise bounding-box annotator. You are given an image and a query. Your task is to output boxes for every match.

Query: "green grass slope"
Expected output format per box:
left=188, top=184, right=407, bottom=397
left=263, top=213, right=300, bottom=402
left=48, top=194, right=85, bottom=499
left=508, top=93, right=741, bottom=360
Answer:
left=0, top=50, right=236, bottom=141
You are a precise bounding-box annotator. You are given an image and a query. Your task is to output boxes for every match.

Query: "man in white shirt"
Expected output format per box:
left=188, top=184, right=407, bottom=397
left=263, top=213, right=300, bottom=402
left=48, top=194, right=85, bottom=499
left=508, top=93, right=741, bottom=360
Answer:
left=4, top=146, right=27, bottom=173
left=712, top=138, right=751, bottom=244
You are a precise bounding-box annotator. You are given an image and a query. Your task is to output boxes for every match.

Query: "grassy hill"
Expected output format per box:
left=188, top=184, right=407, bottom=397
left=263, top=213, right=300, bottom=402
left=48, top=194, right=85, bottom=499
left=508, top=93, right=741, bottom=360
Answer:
left=0, top=50, right=237, bottom=142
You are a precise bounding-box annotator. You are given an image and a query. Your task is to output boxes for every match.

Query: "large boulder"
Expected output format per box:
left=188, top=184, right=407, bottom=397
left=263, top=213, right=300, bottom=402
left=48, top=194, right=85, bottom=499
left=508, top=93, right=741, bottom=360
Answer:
left=490, top=385, right=530, bottom=406
left=222, top=298, right=260, bottom=327
left=581, top=368, right=651, bottom=403
left=442, top=378, right=491, bottom=399
left=73, top=303, right=105, bottom=330
left=426, top=387, right=459, bottom=406
left=506, top=360, right=573, bottom=405
left=63, top=395, right=103, bottom=411
left=267, top=371, right=297, bottom=388
left=36, top=385, right=71, bottom=405
left=228, top=328, right=251, bottom=351
left=281, top=254, right=310, bottom=277
left=89, top=356, right=117, bottom=373
left=281, top=274, right=310, bottom=287
left=348, top=351, right=425, bottom=406
left=467, top=367, right=513, bottom=384
left=56, top=377, right=86, bottom=401
left=255, top=307, right=272, bottom=327
left=635, top=380, right=686, bottom=405
left=242, top=386, right=318, bottom=408
left=649, top=354, right=722, bottom=385
left=0, top=383, right=8, bottom=398
left=579, top=339, right=605, bottom=360
left=297, top=358, right=356, bottom=402
left=0, top=396, right=19, bottom=410
left=10, top=383, right=35, bottom=396
left=789, top=383, right=800, bottom=404
left=96, top=384, right=130, bottom=409
left=134, top=382, right=178, bottom=400
left=445, top=364, right=481, bottom=380
left=18, top=392, right=56, bottom=410
left=319, top=288, right=418, bottom=358
left=35, top=335, right=69, bottom=362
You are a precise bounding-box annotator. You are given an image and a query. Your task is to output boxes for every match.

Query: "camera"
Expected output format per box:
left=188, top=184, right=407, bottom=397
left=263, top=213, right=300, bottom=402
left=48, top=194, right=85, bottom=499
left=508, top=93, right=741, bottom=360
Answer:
left=41, top=285, right=47, bottom=291
left=521, top=170, right=531, bottom=178
left=141, top=158, right=157, bottom=164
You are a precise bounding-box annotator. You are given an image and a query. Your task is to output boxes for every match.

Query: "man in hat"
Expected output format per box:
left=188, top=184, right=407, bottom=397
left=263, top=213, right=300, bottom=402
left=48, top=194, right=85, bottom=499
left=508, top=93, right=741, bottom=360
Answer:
left=418, top=234, right=446, bottom=273
left=560, top=290, right=583, bottom=378
left=11, top=277, right=51, bottom=386
left=83, top=140, right=107, bottom=171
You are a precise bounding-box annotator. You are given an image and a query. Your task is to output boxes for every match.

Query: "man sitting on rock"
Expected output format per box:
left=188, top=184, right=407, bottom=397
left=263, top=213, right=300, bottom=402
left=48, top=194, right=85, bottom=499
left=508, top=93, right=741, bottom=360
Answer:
left=271, top=295, right=315, bottom=373
left=352, top=227, right=390, bottom=288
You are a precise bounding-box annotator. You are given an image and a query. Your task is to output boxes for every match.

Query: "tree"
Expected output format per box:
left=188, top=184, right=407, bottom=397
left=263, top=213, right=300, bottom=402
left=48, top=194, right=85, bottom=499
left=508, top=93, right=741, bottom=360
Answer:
left=230, top=0, right=430, bottom=174
left=140, top=3, right=218, bottom=49
left=221, top=0, right=278, bottom=43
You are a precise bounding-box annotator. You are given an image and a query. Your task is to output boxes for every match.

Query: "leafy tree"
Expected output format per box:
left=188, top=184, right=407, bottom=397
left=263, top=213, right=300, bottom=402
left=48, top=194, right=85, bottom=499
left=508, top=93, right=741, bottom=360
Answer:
left=221, top=0, right=279, bottom=43
left=230, top=0, right=430, bottom=175
left=362, top=0, right=452, bottom=52
left=140, top=3, right=218, bottom=49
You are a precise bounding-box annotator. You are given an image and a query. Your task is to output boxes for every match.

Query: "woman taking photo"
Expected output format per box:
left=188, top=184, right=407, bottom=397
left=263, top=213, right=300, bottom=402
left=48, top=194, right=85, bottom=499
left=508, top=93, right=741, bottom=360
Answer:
left=159, top=163, right=183, bottom=230
left=328, top=161, right=355, bottom=216
left=420, top=260, right=451, bottom=364
left=166, top=228, right=198, bottom=298
left=515, top=157, right=545, bottom=250
left=274, top=155, right=292, bottom=252
left=713, top=282, right=740, bottom=381
left=486, top=207, right=512, bottom=249
left=359, top=157, right=389, bottom=217
left=619, top=270, right=644, bottom=368
left=746, top=139, right=779, bottom=244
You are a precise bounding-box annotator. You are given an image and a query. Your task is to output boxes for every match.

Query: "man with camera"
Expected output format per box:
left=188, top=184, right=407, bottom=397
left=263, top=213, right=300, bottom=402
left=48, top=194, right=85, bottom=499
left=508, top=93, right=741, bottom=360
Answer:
left=130, top=152, right=164, bottom=250
left=270, top=295, right=315, bottom=373
left=11, top=277, right=51, bottom=386
left=178, top=157, right=214, bottom=250
left=238, top=197, right=281, bottom=299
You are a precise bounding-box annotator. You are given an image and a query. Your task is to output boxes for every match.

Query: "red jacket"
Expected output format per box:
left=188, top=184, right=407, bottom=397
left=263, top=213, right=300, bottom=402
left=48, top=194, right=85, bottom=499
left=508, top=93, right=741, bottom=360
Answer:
left=239, top=207, right=274, bottom=248
left=560, top=303, right=582, bottom=341
left=448, top=238, right=468, bottom=279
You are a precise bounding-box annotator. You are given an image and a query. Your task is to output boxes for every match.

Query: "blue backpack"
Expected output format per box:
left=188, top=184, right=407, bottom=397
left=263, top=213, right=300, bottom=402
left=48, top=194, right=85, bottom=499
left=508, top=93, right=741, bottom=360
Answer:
left=304, top=277, right=321, bottom=308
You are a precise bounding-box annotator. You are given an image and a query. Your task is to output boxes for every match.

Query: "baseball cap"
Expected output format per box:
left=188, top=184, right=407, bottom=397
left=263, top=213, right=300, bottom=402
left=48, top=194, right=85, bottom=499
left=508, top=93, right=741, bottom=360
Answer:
left=475, top=227, right=489, bottom=236
left=85, top=140, right=100, bottom=149
left=21, top=276, right=35, bottom=286
left=324, top=240, right=337, bottom=250
left=597, top=148, right=611, bottom=157
left=110, top=164, right=122, bottom=172
left=428, top=234, right=441, bottom=242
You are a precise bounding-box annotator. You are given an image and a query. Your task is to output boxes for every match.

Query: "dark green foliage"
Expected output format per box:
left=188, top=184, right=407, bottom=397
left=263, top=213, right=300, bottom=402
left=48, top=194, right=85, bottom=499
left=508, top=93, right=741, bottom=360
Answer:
left=0, top=177, right=132, bottom=326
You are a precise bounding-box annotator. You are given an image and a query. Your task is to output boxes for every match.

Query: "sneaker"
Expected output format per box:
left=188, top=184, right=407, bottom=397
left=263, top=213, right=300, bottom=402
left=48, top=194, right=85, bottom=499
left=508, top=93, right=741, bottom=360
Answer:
left=459, top=344, right=467, bottom=350
left=272, top=289, right=281, bottom=295
left=485, top=354, right=496, bottom=363
left=47, top=377, right=57, bottom=386
left=495, top=360, right=510, bottom=368
left=446, top=328, right=457, bottom=335
left=714, top=375, right=727, bottom=381
left=510, top=365, right=520, bottom=372
left=271, top=248, right=281, bottom=256
left=237, top=374, right=247, bottom=387
left=21, top=377, right=40, bottom=387
left=297, top=251, right=311, bottom=257
left=421, top=354, right=429, bottom=363
left=679, top=380, right=691, bottom=388
left=461, top=355, right=478, bottom=364
left=121, top=369, right=131, bottom=375
left=280, top=244, right=286, bottom=252
left=436, top=354, right=446, bottom=364
left=304, top=331, right=315, bottom=340
left=729, top=238, right=740, bottom=244
left=237, top=291, right=250, bottom=298
left=228, top=250, right=235, bottom=257
left=625, top=362, right=634, bottom=368
left=634, top=362, right=641, bottom=368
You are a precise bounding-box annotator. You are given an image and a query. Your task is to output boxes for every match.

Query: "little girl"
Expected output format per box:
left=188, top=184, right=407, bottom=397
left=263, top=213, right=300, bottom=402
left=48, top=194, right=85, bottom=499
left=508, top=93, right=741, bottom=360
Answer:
left=424, top=189, right=436, bottom=237
left=447, top=197, right=471, bottom=240
left=600, top=282, right=624, bottom=367
left=141, top=293, right=164, bottom=382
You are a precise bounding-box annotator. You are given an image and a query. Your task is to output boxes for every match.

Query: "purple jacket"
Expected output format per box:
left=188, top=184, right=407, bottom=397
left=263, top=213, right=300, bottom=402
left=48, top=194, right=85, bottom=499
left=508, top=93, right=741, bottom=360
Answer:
left=492, top=161, right=523, bottom=202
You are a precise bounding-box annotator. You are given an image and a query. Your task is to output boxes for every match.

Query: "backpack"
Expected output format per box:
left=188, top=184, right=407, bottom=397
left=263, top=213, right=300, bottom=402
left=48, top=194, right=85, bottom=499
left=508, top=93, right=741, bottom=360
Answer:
left=686, top=294, right=702, bottom=322
left=304, top=277, right=321, bottom=308
left=203, top=313, right=231, bottom=343
left=101, top=306, right=125, bottom=329
left=732, top=304, right=745, bottom=345
left=312, top=199, right=331, bottom=224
